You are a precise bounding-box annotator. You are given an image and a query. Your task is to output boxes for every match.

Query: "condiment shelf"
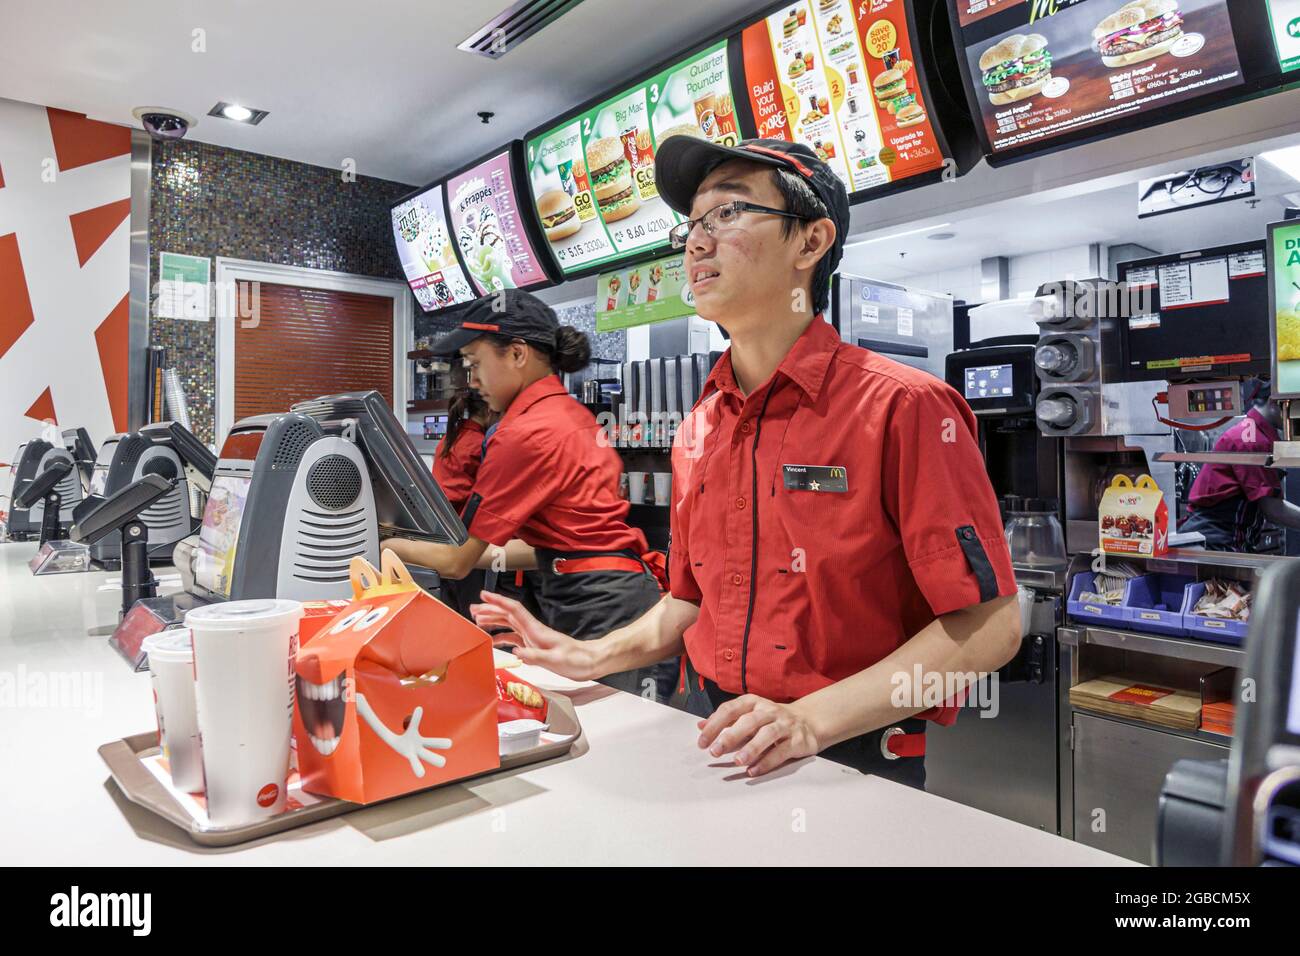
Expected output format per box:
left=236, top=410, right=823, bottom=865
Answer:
left=1058, top=625, right=1245, bottom=669
left=1067, top=705, right=1234, bottom=749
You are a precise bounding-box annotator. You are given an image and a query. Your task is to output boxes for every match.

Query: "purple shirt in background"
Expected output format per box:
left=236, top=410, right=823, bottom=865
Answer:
left=1188, top=407, right=1280, bottom=508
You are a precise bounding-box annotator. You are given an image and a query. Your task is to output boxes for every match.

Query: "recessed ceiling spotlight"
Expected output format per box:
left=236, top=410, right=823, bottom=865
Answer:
left=208, top=102, right=268, bottom=125
left=927, top=232, right=956, bottom=240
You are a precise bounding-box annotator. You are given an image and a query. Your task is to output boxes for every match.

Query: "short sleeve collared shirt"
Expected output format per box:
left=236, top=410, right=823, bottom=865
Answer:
left=669, top=316, right=1016, bottom=706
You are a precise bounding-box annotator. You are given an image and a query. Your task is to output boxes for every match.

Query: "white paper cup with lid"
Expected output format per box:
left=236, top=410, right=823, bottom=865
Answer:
left=142, top=628, right=203, bottom=793
left=186, top=599, right=303, bottom=827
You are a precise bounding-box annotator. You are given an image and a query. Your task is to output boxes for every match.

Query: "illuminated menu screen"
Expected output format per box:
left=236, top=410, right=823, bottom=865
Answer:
left=740, top=0, right=945, bottom=196
left=1272, top=221, right=1300, bottom=399
left=1269, top=0, right=1300, bottom=72
left=391, top=187, right=476, bottom=313
left=525, top=39, right=740, bottom=275
left=445, top=150, right=550, bottom=295
left=951, top=0, right=1245, bottom=157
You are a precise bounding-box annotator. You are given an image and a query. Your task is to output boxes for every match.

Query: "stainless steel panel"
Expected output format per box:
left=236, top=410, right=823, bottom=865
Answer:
left=1072, top=712, right=1228, bottom=864
left=128, top=130, right=151, bottom=430
left=926, top=592, right=1061, bottom=832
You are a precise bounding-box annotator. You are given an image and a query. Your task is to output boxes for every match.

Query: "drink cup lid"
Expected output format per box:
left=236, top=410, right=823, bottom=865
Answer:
left=185, top=599, right=304, bottom=632
left=143, top=627, right=194, bottom=664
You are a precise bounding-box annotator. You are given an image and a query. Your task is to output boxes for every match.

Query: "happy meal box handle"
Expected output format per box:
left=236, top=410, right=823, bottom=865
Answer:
left=380, top=549, right=420, bottom=591
left=1108, top=475, right=1134, bottom=490
left=1135, top=475, right=1161, bottom=492
left=350, top=556, right=382, bottom=598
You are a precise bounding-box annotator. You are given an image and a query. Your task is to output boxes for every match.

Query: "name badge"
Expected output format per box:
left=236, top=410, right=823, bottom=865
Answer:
left=782, top=464, right=848, bottom=493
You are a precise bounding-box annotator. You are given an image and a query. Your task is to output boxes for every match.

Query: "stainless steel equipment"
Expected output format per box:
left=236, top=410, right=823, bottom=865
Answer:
left=831, top=273, right=953, bottom=381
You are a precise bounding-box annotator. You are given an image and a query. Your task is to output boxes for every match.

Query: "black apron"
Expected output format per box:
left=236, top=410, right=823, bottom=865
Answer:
left=1181, top=496, right=1264, bottom=551
left=684, top=658, right=927, bottom=790
left=533, top=547, right=677, bottom=703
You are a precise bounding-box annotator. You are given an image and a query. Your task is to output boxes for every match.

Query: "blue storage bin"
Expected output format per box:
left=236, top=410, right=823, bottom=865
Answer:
left=1181, top=581, right=1249, bottom=646
left=1123, top=573, right=1194, bottom=636
left=1066, top=571, right=1128, bottom=627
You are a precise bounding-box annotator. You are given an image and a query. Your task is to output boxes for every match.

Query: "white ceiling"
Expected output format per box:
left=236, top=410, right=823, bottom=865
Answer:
left=0, top=0, right=769, bottom=186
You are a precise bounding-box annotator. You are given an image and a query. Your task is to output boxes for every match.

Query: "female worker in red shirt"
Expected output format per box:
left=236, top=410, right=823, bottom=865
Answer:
left=384, top=289, right=675, bottom=701
left=431, top=386, right=496, bottom=619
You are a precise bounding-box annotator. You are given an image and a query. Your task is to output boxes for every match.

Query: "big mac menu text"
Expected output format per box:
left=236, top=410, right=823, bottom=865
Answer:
left=525, top=39, right=741, bottom=275
left=952, top=0, right=1244, bottom=156
left=741, top=0, right=945, bottom=196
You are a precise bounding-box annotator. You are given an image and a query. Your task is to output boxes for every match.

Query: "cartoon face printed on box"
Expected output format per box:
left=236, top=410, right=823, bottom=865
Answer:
left=293, top=551, right=498, bottom=803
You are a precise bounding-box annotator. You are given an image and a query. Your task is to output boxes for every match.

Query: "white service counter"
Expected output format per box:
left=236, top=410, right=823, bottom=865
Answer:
left=0, top=542, right=1133, bottom=865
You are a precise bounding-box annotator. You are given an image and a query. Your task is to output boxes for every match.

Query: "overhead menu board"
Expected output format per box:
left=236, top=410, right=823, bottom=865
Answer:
left=949, top=0, right=1247, bottom=163
left=444, top=148, right=552, bottom=295
left=740, top=0, right=946, bottom=195
left=1268, top=0, right=1300, bottom=72
left=525, top=39, right=740, bottom=276
left=1269, top=220, right=1300, bottom=399
left=391, top=188, right=476, bottom=313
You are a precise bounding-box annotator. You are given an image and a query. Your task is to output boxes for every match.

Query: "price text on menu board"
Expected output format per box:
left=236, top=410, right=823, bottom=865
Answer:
left=741, top=0, right=944, bottom=196
left=391, top=188, right=476, bottom=313
left=953, top=0, right=1245, bottom=155
left=526, top=40, right=740, bottom=275
left=445, top=151, right=549, bottom=296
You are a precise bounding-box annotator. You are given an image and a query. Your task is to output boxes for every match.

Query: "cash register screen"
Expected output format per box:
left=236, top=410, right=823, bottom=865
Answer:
left=194, top=475, right=251, bottom=599
left=964, top=364, right=1014, bottom=401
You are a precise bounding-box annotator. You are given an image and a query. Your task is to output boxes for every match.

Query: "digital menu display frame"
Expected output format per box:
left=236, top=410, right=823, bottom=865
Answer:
left=946, top=0, right=1282, bottom=166
left=524, top=36, right=746, bottom=279
left=1267, top=218, right=1300, bottom=400
left=390, top=183, right=478, bottom=315
left=440, top=142, right=560, bottom=296
left=736, top=0, right=980, bottom=204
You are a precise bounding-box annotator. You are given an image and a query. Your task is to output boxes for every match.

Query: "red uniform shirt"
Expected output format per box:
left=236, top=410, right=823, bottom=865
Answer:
left=432, top=419, right=486, bottom=513
left=1188, top=406, right=1280, bottom=506
left=669, top=316, right=1016, bottom=706
left=465, top=374, right=648, bottom=554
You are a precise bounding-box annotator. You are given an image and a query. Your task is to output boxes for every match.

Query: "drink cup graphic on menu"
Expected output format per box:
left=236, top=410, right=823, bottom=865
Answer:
left=586, top=137, right=641, bottom=223
left=979, top=33, right=1053, bottom=105
left=1091, top=0, right=1184, bottom=67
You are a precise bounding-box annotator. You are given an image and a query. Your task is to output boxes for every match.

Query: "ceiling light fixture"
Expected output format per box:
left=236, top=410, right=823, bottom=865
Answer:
left=850, top=223, right=953, bottom=246
left=208, top=102, right=269, bottom=125
left=927, top=231, right=957, bottom=240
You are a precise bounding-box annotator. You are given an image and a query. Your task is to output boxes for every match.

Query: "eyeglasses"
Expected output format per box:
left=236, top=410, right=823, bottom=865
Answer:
left=667, top=201, right=810, bottom=249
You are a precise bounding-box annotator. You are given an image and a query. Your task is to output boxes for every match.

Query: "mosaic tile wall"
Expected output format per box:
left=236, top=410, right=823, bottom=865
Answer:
left=148, top=138, right=416, bottom=445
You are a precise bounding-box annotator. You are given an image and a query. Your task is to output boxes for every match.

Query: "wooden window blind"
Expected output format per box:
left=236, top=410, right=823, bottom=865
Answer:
left=234, top=280, right=394, bottom=421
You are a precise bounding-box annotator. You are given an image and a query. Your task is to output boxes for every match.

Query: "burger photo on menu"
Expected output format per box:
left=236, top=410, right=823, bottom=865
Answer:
left=1092, top=0, right=1184, bottom=67
left=979, top=33, right=1053, bottom=104
left=872, top=68, right=910, bottom=110
left=896, top=103, right=927, bottom=127
left=537, top=189, right=581, bottom=241
left=585, top=136, right=641, bottom=223
left=958, top=0, right=1243, bottom=155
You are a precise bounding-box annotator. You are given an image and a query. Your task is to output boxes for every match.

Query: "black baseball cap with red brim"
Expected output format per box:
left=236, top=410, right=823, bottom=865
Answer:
left=431, top=289, right=560, bottom=356
left=654, top=136, right=849, bottom=279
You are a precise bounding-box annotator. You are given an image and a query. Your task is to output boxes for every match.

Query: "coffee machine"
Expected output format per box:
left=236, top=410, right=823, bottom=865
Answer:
left=925, top=334, right=1067, bottom=833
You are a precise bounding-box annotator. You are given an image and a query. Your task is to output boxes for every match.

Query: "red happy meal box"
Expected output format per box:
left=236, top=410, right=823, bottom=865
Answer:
left=1099, top=474, right=1168, bottom=557
left=293, top=550, right=499, bottom=804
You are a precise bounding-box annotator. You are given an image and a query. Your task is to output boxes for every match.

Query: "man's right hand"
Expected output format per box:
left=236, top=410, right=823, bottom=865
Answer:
left=470, top=592, right=601, bottom=682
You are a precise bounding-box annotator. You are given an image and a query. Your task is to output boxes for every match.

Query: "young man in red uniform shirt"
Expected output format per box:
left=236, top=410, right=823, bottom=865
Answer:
left=472, top=139, right=1022, bottom=786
